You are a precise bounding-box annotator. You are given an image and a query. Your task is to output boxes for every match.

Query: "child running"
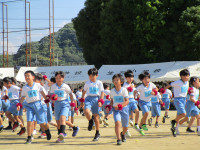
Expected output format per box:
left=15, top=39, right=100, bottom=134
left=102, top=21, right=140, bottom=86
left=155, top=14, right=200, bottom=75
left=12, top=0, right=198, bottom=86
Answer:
left=109, top=74, right=129, bottom=145
left=17, top=70, right=51, bottom=144
left=164, top=69, right=190, bottom=137
left=80, top=68, right=104, bottom=141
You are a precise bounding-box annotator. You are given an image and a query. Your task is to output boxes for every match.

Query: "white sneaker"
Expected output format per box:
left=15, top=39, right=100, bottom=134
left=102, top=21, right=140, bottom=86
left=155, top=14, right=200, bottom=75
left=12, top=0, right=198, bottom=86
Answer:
left=125, top=130, right=131, bottom=137
left=176, top=127, right=180, bottom=135
left=33, top=129, right=37, bottom=135
left=134, top=124, right=141, bottom=132
left=103, top=119, right=109, bottom=126
left=99, top=117, right=103, bottom=124
left=129, top=120, right=134, bottom=127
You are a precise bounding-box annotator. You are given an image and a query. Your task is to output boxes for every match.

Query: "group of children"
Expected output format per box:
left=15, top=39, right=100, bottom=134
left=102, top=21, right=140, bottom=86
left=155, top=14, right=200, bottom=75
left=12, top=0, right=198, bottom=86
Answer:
left=0, top=67, right=200, bottom=145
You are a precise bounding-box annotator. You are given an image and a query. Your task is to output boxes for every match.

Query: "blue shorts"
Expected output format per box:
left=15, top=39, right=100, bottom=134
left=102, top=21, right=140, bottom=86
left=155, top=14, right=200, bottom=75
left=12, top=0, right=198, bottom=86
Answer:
left=47, top=103, right=53, bottom=122
left=139, top=100, right=151, bottom=115
left=113, top=106, right=129, bottom=127
left=84, top=96, right=100, bottom=115
left=7, top=100, right=20, bottom=116
left=151, top=103, right=161, bottom=117
left=128, top=100, right=138, bottom=115
left=162, top=98, right=170, bottom=110
left=42, top=104, right=48, bottom=123
left=174, top=97, right=186, bottom=115
left=102, top=100, right=112, bottom=115
left=54, top=100, right=70, bottom=121
left=0, top=100, right=2, bottom=111
left=2, top=99, right=10, bottom=112
left=26, top=101, right=46, bottom=124
left=68, top=110, right=75, bottom=117
left=185, top=101, right=200, bottom=117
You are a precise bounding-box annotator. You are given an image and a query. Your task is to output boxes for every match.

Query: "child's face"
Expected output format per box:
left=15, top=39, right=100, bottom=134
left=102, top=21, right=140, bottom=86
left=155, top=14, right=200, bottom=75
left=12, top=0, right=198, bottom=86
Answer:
left=55, top=74, right=64, bottom=84
left=25, top=73, right=34, bottom=83
left=142, top=77, right=150, bottom=86
left=113, top=77, right=122, bottom=87
left=193, top=78, right=199, bottom=88
left=3, top=82, right=9, bottom=88
left=89, top=74, right=98, bottom=82
left=126, top=77, right=134, bottom=83
left=181, top=75, right=190, bottom=82
left=35, top=79, right=40, bottom=83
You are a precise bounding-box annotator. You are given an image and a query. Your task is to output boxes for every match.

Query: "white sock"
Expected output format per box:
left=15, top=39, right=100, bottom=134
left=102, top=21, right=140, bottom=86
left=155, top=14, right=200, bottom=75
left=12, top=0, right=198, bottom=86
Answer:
left=177, top=124, right=180, bottom=128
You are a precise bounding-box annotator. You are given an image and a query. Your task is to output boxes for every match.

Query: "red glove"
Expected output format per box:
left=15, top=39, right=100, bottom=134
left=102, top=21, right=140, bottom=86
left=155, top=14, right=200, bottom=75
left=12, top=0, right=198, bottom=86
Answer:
left=135, top=97, right=139, bottom=102
left=98, top=99, right=104, bottom=105
left=195, top=101, right=200, bottom=106
left=75, top=107, right=79, bottom=115
left=70, top=102, right=76, bottom=107
left=188, top=87, right=193, bottom=95
left=79, top=98, right=85, bottom=103
left=3, top=95, right=9, bottom=100
left=161, top=102, right=165, bottom=107
left=43, top=75, right=47, bottom=80
left=106, top=95, right=110, bottom=99
left=127, top=87, right=133, bottom=92
left=16, top=103, right=23, bottom=109
left=160, top=88, right=166, bottom=94
left=152, top=89, right=158, bottom=96
left=51, top=94, right=58, bottom=101
left=52, top=103, right=54, bottom=107
left=118, top=104, right=123, bottom=110
left=44, top=99, right=50, bottom=103
left=105, top=105, right=112, bottom=111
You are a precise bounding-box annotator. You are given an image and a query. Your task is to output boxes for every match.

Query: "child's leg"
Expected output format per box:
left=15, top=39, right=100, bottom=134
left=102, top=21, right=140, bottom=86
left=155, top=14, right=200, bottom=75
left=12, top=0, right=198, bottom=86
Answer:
left=165, top=109, right=169, bottom=117
left=115, top=121, right=121, bottom=140
left=84, top=108, right=92, bottom=121
left=19, top=116, right=24, bottom=125
left=122, top=126, right=128, bottom=135
left=135, top=109, right=139, bottom=124
left=179, top=117, right=189, bottom=125
left=49, top=121, right=57, bottom=127
left=175, top=113, right=186, bottom=124
left=130, top=111, right=134, bottom=121
left=0, top=116, right=3, bottom=126
left=27, top=121, right=33, bottom=136
left=59, top=115, right=66, bottom=133
left=188, top=116, right=195, bottom=128
left=5, top=111, right=15, bottom=123
left=94, top=114, right=100, bottom=131
left=68, top=116, right=71, bottom=122
left=140, top=112, right=149, bottom=127
left=156, top=116, right=159, bottom=123
left=14, top=115, right=24, bottom=128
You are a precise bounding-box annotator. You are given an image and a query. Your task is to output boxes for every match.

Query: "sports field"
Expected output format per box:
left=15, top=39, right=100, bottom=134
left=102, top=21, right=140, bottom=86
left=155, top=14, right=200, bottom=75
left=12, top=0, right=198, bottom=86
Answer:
left=0, top=111, right=199, bottom=150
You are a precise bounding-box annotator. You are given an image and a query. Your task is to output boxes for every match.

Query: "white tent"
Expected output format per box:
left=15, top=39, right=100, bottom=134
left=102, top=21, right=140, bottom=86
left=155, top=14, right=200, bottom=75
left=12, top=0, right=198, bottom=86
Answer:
left=0, top=68, right=14, bottom=79
left=98, top=61, right=200, bottom=83
left=16, top=65, right=95, bottom=83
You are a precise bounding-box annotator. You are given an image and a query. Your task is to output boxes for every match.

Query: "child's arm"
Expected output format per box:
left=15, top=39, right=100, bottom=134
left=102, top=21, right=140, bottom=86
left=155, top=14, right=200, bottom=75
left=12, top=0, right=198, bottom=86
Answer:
left=81, top=90, right=86, bottom=99
left=98, top=91, right=104, bottom=107
left=45, top=78, right=51, bottom=86
left=17, top=96, right=25, bottom=111
left=164, top=84, right=171, bottom=90
left=113, top=97, right=129, bottom=110
left=40, top=91, right=48, bottom=100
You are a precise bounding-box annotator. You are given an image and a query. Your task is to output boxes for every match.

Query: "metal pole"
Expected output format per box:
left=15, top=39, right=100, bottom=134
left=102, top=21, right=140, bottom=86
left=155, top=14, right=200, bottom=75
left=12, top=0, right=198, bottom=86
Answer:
left=49, top=0, right=52, bottom=66
left=6, top=5, right=8, bottom=67
left=2, top=3, right=5, bottom=67
left=52, top=0, right=55, bottom=66
left=25, top=0, right=28, bottom=67
left=28, top=2, right=31, bottom=67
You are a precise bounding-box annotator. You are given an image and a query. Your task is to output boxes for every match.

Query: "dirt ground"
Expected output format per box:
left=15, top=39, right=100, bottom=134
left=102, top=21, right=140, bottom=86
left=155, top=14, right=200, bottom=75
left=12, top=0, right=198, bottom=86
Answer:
left=0, top=111, right=199, bottom=150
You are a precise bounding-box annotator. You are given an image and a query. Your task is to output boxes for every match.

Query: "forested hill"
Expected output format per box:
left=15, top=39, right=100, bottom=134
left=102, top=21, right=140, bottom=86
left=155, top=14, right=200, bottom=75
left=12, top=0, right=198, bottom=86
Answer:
left=13, top=23, right=86, bottom=67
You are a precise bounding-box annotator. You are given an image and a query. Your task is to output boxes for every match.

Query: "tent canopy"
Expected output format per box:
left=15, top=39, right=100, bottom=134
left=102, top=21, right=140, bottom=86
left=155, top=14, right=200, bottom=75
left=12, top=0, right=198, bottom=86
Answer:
left=98, top=61, right=200, bottom=83
left=16, top=65, right=95, bottom=83
left=0, top=68, right=14, bottom=79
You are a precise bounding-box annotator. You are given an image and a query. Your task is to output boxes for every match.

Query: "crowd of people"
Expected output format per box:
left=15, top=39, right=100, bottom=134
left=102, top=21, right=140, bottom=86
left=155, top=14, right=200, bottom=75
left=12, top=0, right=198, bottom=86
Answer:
left=0, top=68, right=199, bottom=145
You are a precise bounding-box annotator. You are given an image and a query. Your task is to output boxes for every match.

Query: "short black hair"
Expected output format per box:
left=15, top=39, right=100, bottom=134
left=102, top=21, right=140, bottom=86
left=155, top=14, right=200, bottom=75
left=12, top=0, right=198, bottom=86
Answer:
left=88, top=68, right=98, bottom=76
left=35, top=73, right=43, bottom=81
left=0, top=79, right=3, bottom=90
left=189, top=76, right=198, bottom=87
left=180, top=69, right=190, bottom=76
left=78, top=86, right=83, bottom=90
left=162, top=82, right=168, bottom=88
left=103, top=83, right=109, bottom=89
left=10, top=77, right=17, bottom=84
left=50, top=77, right=56, bottom=83
left=2, top=77, right=12, bottom=84
left=138, top=71, right=150, bottom=81
left=112, top=74, right=124, bottom=84
left=55, top=71, right=65, bottom=78
left=74, top=88, right=78, bottom=93
left=132, top=80, right=137, bottom=85
left=124, top=70, right=134, bottom=78
left=24, top=70, right=35, bottom=76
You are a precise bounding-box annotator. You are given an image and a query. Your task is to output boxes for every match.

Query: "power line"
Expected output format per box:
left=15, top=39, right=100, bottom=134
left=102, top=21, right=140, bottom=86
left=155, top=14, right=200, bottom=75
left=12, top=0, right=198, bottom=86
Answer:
left=0, top=0, right=24, bottom=3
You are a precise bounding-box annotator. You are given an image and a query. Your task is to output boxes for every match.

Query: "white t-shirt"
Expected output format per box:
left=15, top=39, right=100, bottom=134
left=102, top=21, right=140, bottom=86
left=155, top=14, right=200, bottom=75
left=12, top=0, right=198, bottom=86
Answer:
left=151, top=92, right=161, bottom=103
left=8, top=85, right=21, bottom=100
left=170, top=80, right=189, bottom=97
left=50, top=83, right=72, bottom=101
left=187, top=87, right=199, bottom=102
left=110, top=87, right=129, bottom=107
left=0, top=86, right=7, bottom=99
left=104, top=89, right=110, bottom=101
left=76, top=90, right=82, bottom=99
left=162, top=89, right=172, bottom=99
left=21, top=82, right=43, bottom=103
left=123, top=82, right=136, bottom=99
left=68, top=93, right=76, bottom=102
left=136, top=82, right=156, bottom=102
left=44, top=83, right=50, bottom=94
left=84, top=80, right=104, bottom=96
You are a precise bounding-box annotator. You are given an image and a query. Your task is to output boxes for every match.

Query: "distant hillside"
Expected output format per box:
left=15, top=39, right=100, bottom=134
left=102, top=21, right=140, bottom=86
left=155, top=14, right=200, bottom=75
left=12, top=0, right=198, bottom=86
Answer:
left=13, top=23, right=86, bottom=66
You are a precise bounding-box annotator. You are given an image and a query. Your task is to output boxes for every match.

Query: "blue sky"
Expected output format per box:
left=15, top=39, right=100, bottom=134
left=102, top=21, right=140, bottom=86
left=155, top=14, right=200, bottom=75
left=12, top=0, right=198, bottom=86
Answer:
left=0, top=0, right=86, bottom=54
